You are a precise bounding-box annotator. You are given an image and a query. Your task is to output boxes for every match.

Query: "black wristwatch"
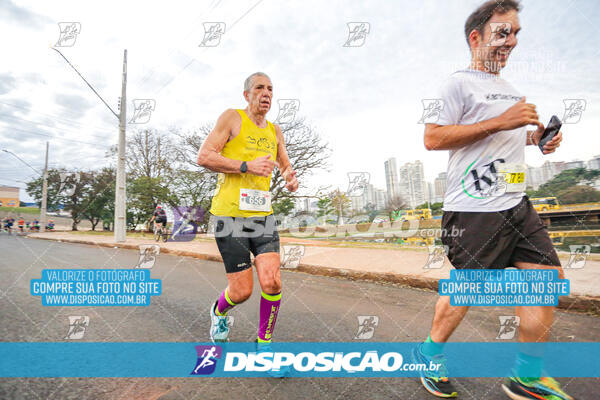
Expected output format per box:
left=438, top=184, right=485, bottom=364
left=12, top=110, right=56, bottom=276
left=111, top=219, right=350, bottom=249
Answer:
left=240, top=161, right=248, bottom=173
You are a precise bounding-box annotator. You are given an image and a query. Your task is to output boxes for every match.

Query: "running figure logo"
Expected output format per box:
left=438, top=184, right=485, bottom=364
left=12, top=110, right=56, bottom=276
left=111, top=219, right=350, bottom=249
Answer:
left=487, top=22, right=511, bottom=47
left=170, top=206, right=204, bottom=242
left=343, top=22, right=370, bottom=47
left=64, top=316, right=89, bottom=340
left=275, top=99, right=300, bottom=124
left=199, top=22, right=226, bottom=47
left=281, top=245, right=305, bottom=269
left=191, top=345, right=222, bottom=375
left=346, top=172, right=370, bottom=197
left=418, top=99, right=445, bottom=124
left=129, top=99, right=156, bottom=124
left=565, top=245, right=590, bottom=269
left=59, top=172, right=80, bottom=196
left=424, top=245, right=448, bottom=269
left=496, top=316, right=520, bottom=340
left=562, top=99, right=586, bottom=124
left=136, top=244, right=160, bottom=269
left=55, top=22, right=81, bottom=47
left=354, top=315, right=379, bottom=339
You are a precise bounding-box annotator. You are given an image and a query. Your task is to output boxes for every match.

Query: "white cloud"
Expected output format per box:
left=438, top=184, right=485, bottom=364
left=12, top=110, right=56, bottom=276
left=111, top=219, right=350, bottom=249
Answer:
left=1, top=0, right=599, bottom=201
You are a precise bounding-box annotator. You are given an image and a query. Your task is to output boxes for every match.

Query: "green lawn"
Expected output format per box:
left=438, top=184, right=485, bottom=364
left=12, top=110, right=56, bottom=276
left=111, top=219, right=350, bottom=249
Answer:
left=0, top=206, right=40, bottom=215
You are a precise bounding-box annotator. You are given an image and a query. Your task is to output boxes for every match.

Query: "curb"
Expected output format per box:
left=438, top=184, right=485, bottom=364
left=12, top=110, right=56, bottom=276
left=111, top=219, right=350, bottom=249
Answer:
left=29, top=235, right=600, bottom=315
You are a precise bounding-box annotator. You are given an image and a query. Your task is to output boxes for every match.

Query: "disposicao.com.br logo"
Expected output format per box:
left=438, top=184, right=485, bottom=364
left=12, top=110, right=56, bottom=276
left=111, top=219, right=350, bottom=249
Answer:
left=188, top=343, right=441, bottom=377
left=223, top=350, right=439, bottom=374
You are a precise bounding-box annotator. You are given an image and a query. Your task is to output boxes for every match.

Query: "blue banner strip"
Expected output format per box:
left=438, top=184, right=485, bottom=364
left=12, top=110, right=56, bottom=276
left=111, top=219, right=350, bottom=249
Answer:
left=1, top=342, right=599, bottom=377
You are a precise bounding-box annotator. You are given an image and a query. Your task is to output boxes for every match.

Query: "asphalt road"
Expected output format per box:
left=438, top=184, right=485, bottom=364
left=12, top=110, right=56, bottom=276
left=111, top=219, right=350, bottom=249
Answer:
left=1, top=235, right=598, bottom=400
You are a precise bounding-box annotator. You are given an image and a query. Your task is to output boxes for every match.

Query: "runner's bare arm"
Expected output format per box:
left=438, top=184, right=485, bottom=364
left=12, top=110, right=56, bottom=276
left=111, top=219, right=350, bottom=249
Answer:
left=424, top=120, right=502, bottom=150
left=275, top=124, right=298, bottom=192
left=424, top=97, right=543, bottom=151
left=197, top=109, right=243, bottom=173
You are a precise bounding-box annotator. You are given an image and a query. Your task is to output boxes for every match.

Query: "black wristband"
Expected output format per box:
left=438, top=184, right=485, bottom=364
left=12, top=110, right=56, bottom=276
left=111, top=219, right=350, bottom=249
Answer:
left=240, top=161, right=248, bottom=173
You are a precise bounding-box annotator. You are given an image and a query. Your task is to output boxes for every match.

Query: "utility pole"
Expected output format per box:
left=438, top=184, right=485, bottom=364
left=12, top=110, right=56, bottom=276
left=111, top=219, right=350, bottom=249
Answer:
left=52, top=47, right=128, bottom=242
left=115, top=50, right=127, bottom=242
left=40, top=142, right=49, bottom=233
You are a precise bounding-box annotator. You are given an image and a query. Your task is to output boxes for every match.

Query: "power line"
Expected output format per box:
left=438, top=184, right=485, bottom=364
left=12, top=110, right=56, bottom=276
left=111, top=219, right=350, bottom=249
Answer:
left=1, top=125, right=110, bottom=147
left=51, top=48, right=119, bottom=119
left=136, top=0, right=223, bottom=89
left=0, top=100, right=113, bottom=134
left=153, top=0, right=264, bottom=94
left=1, top=149, right=41, bottom=175
left=0, top=113, right=115, bottom=141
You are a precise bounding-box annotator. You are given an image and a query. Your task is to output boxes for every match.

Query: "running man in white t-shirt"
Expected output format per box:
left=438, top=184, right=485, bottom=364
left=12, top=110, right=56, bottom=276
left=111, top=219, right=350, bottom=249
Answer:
left=412, top=2, right=573, bottom=400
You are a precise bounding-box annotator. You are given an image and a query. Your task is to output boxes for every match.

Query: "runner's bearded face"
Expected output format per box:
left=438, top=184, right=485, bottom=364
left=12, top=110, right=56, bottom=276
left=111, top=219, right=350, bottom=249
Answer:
left=244, top=76, right=272, bottom=115
left=472, top=10, right=520, bottom=73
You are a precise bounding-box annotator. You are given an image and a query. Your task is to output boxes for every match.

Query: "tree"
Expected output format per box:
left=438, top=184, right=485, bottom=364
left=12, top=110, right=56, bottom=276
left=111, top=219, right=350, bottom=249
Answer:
left=25, top=169, right=63, bottom=211
left=64, top=172, right=94, bottom=231
left=108, top=128, right=177, bottom=180
left=556, top=186, right=600, bottom=204
left=384, top=195, right=409, bottom=220
left=330, top=189, right=352, bottom=224
left=270, top=117, right=331, bottom=202
left=416, top=201, right=443, bottom=215
left=26, top=169, right=93, bottom=230
left=385, top=195, right=408, bottom=212
left=81, top=168, right=115, bottom=230
left=127, top=176, right=172, bottom=227
left=317, top=196, right=334, bottom=217
left=167, top=168, right=216, bottom=209
left=107, top=128, right=192, bottom=227
left=532, top=168, right=600, bottom=197
left=272, top=197, right=295, bottom=216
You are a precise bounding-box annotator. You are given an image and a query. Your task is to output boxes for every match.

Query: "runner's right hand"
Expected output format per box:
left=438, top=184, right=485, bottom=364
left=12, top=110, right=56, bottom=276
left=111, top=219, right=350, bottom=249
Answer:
left=496, top=97, right=544, bottom=131
left=247, top=155, right=278, bottom=177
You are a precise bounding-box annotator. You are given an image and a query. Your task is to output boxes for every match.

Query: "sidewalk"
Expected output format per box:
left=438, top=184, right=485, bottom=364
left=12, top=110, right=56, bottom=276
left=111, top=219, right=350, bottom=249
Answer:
left=27, top=232, right=600, bottom=313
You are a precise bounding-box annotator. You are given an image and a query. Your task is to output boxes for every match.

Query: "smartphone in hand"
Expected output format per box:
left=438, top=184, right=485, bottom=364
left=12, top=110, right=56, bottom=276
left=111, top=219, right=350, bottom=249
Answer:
left=539, top=115, right=562, bottom=153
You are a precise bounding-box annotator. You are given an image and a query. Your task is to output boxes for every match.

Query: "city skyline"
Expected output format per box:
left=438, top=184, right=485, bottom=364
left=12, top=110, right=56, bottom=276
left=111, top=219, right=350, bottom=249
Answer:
left=2, top=1, right=599, bottom=203
left=339, top=153, right=600, bottom=213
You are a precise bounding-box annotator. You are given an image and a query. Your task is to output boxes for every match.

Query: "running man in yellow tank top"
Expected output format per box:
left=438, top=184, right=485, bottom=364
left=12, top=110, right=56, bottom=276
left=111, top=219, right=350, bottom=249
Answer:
left=197, top=72, right=298, bottom=375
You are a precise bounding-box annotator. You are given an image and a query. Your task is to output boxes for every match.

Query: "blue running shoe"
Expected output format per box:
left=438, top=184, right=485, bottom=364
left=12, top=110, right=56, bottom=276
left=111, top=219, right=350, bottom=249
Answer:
left=412, top=345, right=458, bottom=398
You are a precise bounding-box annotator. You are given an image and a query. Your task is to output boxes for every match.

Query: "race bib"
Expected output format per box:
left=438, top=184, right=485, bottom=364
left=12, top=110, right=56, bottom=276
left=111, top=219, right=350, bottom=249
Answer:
left=239, top=188, right=271, bottom=212
left=497, top=163, right=526, bottom=193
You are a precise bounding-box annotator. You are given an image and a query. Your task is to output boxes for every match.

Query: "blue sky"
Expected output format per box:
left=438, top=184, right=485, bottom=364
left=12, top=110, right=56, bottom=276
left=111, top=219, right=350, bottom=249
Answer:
left=1, top=0, right=599, bottom=201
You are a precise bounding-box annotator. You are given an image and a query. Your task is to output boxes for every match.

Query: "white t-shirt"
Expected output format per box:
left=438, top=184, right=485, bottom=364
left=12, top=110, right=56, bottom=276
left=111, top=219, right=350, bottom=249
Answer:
left=436, top=69, right=527, bottom=212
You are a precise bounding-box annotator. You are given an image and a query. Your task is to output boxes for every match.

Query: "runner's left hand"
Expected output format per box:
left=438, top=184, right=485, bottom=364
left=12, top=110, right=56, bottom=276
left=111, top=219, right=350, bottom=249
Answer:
left=284, top=170, right=298, bottom=192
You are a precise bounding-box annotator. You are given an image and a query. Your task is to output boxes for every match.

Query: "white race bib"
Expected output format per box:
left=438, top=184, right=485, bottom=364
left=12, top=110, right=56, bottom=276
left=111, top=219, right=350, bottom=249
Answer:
left=239, top=188, right=271, bottom=212
left=497, top=163, right=526, bottom=193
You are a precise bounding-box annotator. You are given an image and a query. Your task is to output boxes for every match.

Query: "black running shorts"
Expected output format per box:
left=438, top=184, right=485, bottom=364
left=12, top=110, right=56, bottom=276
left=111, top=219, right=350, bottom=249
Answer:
left=213, top=215, right=280, bottom=274
left=155, top=217, right=167, bottom=227
left=441, top=197, right=561, bottom=269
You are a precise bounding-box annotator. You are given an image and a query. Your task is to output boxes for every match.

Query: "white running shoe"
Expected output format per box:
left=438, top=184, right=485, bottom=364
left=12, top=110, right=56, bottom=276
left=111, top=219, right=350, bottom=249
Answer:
left=209, top=301, right=230, bottom=342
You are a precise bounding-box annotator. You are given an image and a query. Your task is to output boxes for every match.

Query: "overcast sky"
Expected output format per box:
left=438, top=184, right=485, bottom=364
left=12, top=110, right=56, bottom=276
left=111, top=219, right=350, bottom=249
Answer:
left=1, top=0, right=599, bottom=202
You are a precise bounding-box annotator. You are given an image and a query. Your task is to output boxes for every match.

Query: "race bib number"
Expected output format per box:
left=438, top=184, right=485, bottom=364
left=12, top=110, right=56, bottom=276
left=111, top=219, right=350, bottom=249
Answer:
left=497, top=163, right=526, bottom=193
left=239, top=189, right=271, bottom=212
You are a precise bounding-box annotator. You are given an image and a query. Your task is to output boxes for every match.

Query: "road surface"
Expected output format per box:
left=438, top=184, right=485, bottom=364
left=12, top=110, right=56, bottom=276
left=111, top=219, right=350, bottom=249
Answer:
left=0, top=235, right=598, bottom=399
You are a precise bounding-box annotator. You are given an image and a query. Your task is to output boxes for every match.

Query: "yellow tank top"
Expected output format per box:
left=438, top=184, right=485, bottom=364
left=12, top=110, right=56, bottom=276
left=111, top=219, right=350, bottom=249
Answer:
left=210, top=109, right=278, bottom=217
